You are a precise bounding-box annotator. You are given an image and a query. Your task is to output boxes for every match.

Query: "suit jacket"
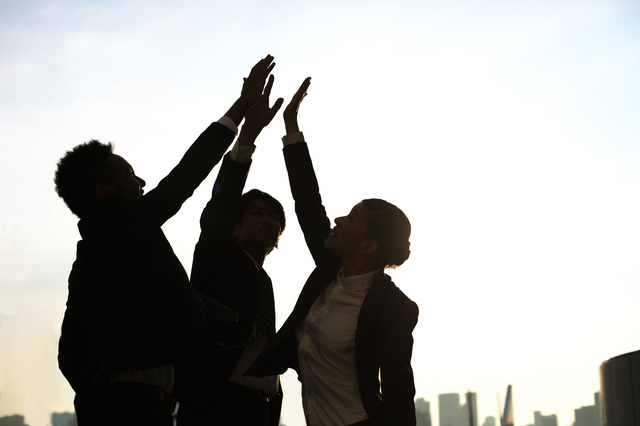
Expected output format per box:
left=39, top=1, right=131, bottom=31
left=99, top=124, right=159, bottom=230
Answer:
left=246, top=142, right=419, bottom=425
left=58, top=122, right=236, bottom=411
left=182, top=153, right=281, bottom=423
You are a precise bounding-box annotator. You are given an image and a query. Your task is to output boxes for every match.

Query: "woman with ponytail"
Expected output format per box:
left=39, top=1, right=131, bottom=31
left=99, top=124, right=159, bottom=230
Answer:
left=246, top=78, right=419, bottom=426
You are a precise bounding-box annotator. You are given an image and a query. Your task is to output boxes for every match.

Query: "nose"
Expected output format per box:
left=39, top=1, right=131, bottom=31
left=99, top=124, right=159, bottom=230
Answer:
left=136, top=176, right=146, bottom=188
left=334, top=216, right=345, bottom=225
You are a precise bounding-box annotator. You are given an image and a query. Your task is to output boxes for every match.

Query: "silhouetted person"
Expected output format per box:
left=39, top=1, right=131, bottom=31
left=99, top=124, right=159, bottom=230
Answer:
left=177, top=74, right=285, bottom=425
left=54, top=55, right=277, bottom=426
left=246, top=78, right=419, bottom=425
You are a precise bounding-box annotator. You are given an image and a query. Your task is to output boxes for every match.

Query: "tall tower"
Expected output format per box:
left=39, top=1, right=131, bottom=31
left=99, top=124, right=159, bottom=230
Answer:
left=465, top=391, right=478, bottom=426
left=416, top=397, right=432, bottom=426
left=439, top=393, right=461, bottom=426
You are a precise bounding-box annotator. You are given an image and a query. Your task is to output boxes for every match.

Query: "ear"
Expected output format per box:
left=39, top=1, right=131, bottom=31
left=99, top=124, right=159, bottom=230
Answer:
left=94, top=181, right=116, bottom=201
left=232, top=222, right=242, bottom=238
left=359, top=240, right=378, bottom=256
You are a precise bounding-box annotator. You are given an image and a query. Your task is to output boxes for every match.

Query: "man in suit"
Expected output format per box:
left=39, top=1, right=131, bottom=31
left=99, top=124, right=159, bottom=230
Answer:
left=180, top=73, right=285, bottom=425
left=54, top=55, right=276, bottom=425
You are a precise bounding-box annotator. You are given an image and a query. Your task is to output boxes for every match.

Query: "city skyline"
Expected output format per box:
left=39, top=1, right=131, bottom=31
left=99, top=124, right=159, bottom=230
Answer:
left=0, top=390, right=600, bottom=426
left=2, top=1, right=640, bottom=425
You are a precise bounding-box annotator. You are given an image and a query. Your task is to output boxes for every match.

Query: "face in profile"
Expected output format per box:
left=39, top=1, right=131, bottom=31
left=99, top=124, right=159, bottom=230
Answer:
left=324, top=202, right=373, bottom=258
left=234, top=198, right=283, bottom=254
left=102, top=154, right=146, bottom=201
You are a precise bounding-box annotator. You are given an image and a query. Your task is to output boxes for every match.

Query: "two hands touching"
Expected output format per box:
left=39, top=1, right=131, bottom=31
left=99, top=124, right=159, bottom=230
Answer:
left=233, top=55, right=312, bottom=147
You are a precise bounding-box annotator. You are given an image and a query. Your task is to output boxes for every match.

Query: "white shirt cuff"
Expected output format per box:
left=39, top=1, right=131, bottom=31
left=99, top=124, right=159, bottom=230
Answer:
left=229, top=140, right=255, bottom=164
left=218, top=116, right=239, bottom=136
left=282, top=132, right=305, bottom=146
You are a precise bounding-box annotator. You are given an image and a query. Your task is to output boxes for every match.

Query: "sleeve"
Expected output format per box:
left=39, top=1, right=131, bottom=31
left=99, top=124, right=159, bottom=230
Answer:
left=282, top=142, right=333, bottom=265
left=132, top=122, right=237, bottom=226
left=190, top=153, right=255, bottom=346
left=58, top=296, right=86, bottom=392
left=191, top=153, right=251, bottom=289
left=380, top=298, right=419, bottom=425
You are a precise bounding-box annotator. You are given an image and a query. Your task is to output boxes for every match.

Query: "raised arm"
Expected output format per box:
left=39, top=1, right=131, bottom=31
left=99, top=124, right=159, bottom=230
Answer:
left=225, top=55, right=278, bottom=127
left=140, top=55, right=277, bottom=225
left=281, top=78, right=333, bottom=265
left=195, top=75, right=283, bottom=248
left=283, top=77, right=311, bottom=135
left=192, top=73, right=283, bottom=280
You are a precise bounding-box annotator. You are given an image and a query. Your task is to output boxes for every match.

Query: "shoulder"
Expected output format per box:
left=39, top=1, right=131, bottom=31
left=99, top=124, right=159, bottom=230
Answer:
left=377, top=274, right=419, bottom=326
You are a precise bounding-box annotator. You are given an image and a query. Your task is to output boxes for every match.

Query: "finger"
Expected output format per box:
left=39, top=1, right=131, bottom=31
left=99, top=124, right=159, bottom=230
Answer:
left=291, top=77, right=311, bottom=102
left=263, top=74, right=275, bottom=97
left=297, top=77, right=311, bottom=93
left=271, top=97, right=284, bottom=112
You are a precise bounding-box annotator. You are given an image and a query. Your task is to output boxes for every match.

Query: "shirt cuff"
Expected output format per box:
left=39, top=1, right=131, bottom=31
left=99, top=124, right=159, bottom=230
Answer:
left=282, top=132, right=305, bottom=146
left=218, top=116, right=239, bottom=136
left=229, top=140, right=255, bottom=164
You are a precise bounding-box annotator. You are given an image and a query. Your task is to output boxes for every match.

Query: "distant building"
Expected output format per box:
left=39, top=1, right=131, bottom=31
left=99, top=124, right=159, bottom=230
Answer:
left=51, top=412, right=77, bottom=426
left=464, top=391, right=478, bottom=426
left=0, top=415, right=26, bottom=426
left=416, top=397, right=432, bottom=426
left=439, top=392, right=477, bottom=426
left=482, top=416, right=496, bottom=426
left=439, top=393, right=461, bottom=426
left=533, top=411, right=558, bottom=426
left=574, top=392, right=601, bottom=426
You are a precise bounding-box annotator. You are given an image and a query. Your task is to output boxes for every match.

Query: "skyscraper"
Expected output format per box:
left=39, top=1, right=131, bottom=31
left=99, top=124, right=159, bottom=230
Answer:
left=465, top=391, right=478, bottom=426
left=534, top=411, right=558, bottom=426
left=439, top=393, right=461, bottom=426
left=416, top=397, right=432, bottom=426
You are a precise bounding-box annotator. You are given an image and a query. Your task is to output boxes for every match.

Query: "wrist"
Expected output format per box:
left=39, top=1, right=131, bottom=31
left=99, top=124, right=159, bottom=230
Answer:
left=284, top=119, right=300, bottom=135
left=225, top=97, right=253, bottom=127
left=238, top=129, right=261, bottom=146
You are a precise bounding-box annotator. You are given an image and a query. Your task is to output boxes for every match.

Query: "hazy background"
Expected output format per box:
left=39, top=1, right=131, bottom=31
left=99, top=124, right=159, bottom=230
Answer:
left=1, top=0, right=639, bottom=425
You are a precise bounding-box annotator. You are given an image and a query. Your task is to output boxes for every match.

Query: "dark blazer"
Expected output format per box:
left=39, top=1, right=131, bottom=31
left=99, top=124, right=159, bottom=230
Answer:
left=246, top=142, right=419, bottom=425
left=191, top=153, right=260, bottom=348
left=58, top=122, right=236, bottom=416
left=181, top=153, right=282, bottom=424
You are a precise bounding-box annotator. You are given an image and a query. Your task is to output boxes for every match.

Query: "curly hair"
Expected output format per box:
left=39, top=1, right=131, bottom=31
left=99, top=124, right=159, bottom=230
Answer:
left=54, top=140, right=114, bottom=218
left=361, top=199, right=411, bottom=269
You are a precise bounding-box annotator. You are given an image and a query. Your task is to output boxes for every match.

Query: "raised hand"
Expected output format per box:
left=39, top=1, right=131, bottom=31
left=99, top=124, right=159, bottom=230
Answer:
left=237, top=75, right=284, bottom=146
left=225, top=55, right=276, bottom=127
left=241, top=55, right=276, bottom=107
left=283, top=77, right=311, bottom=135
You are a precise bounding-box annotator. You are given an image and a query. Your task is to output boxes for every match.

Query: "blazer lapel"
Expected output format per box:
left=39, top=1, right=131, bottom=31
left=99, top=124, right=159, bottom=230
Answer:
left=355, top=271, right=392, bottom=365
left=287, top=256, right=342, bottom=326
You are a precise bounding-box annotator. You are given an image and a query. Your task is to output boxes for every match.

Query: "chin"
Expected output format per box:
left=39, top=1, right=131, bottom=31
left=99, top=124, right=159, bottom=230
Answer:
left=324, top=238, right=336, bottom=253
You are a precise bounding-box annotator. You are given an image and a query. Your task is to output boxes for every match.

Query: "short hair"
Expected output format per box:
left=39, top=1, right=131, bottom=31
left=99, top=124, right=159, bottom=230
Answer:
left=237, top=189, right=286, bottom=235
left=361, top=199, right=411, bottom=269
left=54, top=140, right=114, bottom=218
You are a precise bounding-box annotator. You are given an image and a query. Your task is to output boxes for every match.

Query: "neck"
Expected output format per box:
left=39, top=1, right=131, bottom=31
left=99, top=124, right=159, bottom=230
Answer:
left=340, top=257, right=379, bottom=277
left=240, top=246, right=267, bottom=267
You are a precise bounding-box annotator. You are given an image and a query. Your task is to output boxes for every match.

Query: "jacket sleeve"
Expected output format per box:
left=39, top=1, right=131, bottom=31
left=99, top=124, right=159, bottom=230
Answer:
left=58, top=295, right=86, bottom=392
left=190, top=154, right=254, bottom=340
left=191, top=153, right=250, bottom=288
left=380, top=297, right=419, bottom=425
left=282, top=142, right=333, bottom=265
left=132, top=122, right=236, bottom=226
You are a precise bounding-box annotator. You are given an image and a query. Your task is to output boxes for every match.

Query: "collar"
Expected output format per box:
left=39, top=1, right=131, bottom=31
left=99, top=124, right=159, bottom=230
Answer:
left=335, top=267, right=381, bottom=293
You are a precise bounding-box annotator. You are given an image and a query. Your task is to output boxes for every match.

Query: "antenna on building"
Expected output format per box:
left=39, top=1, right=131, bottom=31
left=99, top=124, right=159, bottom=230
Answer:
left=466, top=390, right=476, bottom=426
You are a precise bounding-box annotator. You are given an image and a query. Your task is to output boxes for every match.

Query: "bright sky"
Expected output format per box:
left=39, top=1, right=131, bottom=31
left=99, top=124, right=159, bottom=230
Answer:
left=1, top=0, right=639, bottom=425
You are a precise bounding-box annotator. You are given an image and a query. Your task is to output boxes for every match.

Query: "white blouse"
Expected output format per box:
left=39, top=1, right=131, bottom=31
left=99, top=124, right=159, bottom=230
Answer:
left=296, top=267, right=380, bottom=425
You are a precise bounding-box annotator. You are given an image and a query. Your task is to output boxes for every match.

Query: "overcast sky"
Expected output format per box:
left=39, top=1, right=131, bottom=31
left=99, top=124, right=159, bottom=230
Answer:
left=1, top=0, right=640, bottom=425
